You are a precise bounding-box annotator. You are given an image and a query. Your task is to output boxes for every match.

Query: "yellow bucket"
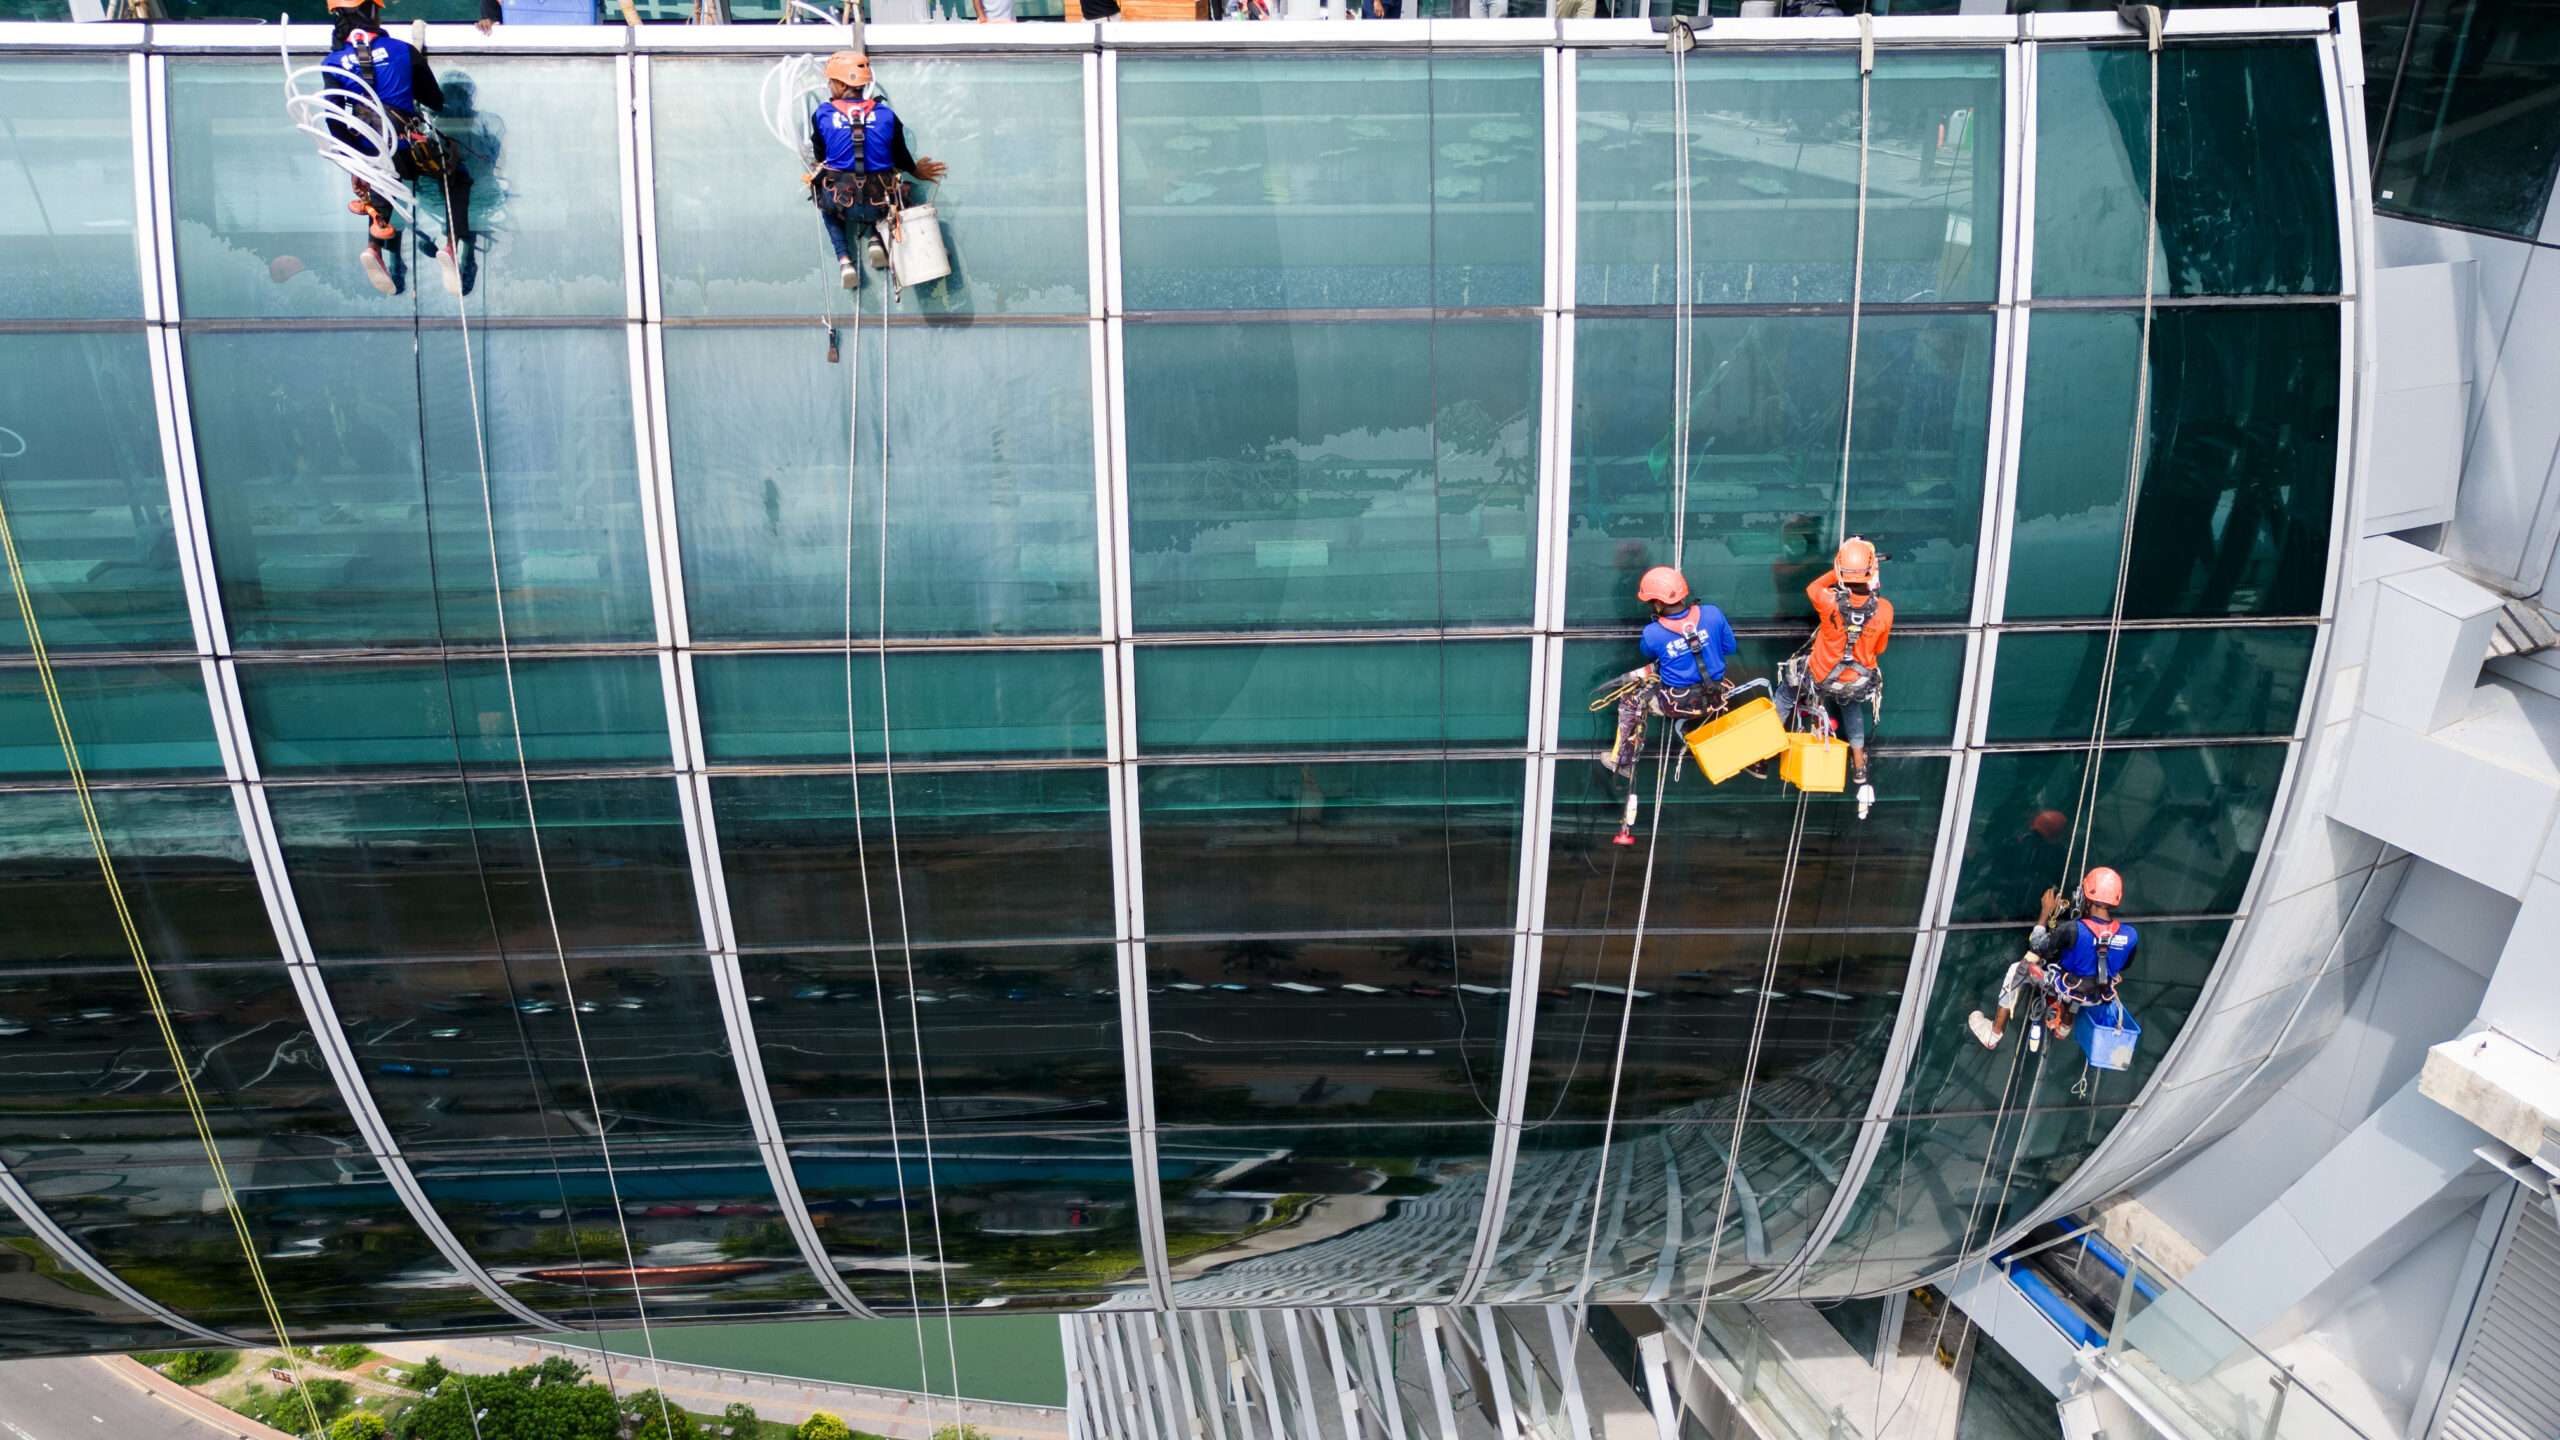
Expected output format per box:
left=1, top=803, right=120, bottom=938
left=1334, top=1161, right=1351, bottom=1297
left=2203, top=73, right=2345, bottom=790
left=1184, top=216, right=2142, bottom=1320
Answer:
left=1681, top=697, right=1787, bottom=784
left=1781, top=732, right=1850, bottom=794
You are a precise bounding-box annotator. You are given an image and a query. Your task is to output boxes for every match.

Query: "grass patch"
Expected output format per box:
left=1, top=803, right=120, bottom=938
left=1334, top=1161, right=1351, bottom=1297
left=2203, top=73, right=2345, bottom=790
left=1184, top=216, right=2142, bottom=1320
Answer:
left=133, top=1349, right=239, bottom=1385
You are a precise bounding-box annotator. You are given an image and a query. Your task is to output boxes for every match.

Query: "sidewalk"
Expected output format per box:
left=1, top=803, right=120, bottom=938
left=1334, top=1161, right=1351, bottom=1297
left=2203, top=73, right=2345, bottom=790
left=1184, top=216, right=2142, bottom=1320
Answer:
left=92, top=1356, right=299, bottom=1440
left=371, top=1337, right=1071, bottom=1440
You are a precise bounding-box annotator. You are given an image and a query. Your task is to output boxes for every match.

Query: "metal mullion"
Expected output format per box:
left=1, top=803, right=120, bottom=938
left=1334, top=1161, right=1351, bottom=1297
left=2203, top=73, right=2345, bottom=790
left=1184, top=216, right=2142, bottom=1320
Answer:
left=125, top=53, right=160, bottom=326
left=1415, top=1307, right=1465, bottom=1440
left=2004, top=36, right=2033, bottom=309
left=1472, top=1308, right=1522, bottom=1440
left=1314, top=1309, right=1365, bottom=1440
left=1136, top=1313, right=1194, bottom=1440
left=1161, top=1309, right=1207, bottom=1440
left=618, top=54, right=646, bottom=324
left=144, top=52, right=179, bottom=324
left=1979, top=303, right=2032, bottom=626
left=1240, top=1310, right=1292, bottom=1440
left=1103, top=1311, right=1166, bottom=1440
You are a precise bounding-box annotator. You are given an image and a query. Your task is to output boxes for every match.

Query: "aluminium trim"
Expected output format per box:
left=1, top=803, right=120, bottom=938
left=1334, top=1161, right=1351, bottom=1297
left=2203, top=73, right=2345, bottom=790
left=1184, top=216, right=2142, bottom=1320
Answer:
left=0, top=1160, right=241, bottom=1346
left=126, top=52, right=161, bottom=326
left=618, top=54, right=645, bottom=323
left=0, top=20, right=141, bottom=46
left=1083, top=47, right=1106, bottom=325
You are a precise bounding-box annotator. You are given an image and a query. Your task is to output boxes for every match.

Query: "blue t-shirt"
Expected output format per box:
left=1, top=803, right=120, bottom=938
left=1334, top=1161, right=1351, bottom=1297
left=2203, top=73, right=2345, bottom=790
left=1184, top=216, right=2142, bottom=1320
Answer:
left=813, top=96, right=901, bottom=174
left=1641, top=603, right=1736, bottom=688
left=2048, top=917, right=2138, bottom=982
left=326, top=30, right=421, bottom=117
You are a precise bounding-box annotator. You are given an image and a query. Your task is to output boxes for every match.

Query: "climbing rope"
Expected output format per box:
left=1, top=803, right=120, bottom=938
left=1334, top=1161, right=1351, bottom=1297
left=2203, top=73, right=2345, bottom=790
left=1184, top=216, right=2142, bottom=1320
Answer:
left=0, top=503, right=327, bottom=1440
left=431, top=153, right=683, bottom=1437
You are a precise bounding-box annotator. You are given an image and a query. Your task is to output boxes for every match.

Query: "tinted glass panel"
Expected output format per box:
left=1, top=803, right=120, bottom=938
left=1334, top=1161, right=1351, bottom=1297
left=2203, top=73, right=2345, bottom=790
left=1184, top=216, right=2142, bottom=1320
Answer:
left=414, top=1146, right=830, bottom=1324
left=1136, top=640, right=1531, bottom=755
left=0, top=332, right=192, bottom=655
left=1146, top=938, right=1510, bottom=1127
left=1950, top=742, right=2289, bottom=923
left=714, top=769, right=1114, bottom=948
left=2374, top=0, right=2560, bottom=237
left=0, top=964, right=353, bottom=1164
left=0, top=664, right=220, bottom=779
left=653, top=57, right=1087, bottom=317
left=326, top=953, right=751, bottom=1154
left=1521, top=930, right=1908, bottom=1125
left=1578, top=52, right=2003, bottom=305
left=1139, top=760, right=1523, bottom=937
left=1566, top=312, right=1993, bottom=628
left=746, top=946, right=1126, bottom=1140
left=1985, top=625, right=2315, bottom=742
left=41, top=1155, right=510, bottom=1338
left=792, top=1136, right=1147, bottom=1310
left=1546, top=756, right=1947, bottom=933
left=1124, top=320, right=1540, bottom=632
left=694, top=648, right=1104, bottom=766
left=1554, top=632, right=1965, bottom=752
left=266, top=777, right=700, bottom=959
left=1157, top=1125, right=1494, bottom=1305
left=171, top=58, right=623, bottom=319
left=0, top=59, right=139, bottom=320
left=0, top=1213, right=190, bottom=1358
left=240, top=656, right=669, bottom=776
left=2034, top=43, right=2341, bottom=297
left=665, top=325, right=1099, bottom=641
left=1118, top=56, right=1542, bottom=310
left=190, top=327, right=651, bottom=648
left=0, top=787, right=274, bottom=966
left=2006, top=306, right=2339, bottom=621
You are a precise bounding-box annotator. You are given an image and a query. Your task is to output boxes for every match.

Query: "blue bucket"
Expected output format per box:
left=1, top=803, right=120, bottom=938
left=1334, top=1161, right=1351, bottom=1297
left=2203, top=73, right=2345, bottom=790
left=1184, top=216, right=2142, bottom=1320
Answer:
left=2073, top=999, right=2141, bottom=1072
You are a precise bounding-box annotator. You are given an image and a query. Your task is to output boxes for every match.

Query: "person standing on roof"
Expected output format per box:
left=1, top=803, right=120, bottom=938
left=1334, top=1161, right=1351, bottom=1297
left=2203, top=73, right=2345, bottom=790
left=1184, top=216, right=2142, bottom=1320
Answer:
left=1601, top=565, right=1739, bottom=846
left=323, top=0, right=480, bottom=297
left=808, top=51, right=948, bottom=292
left=1790, top=537, right=1893, bottom=815
left=1969, top=866, right=2137, bottom=1051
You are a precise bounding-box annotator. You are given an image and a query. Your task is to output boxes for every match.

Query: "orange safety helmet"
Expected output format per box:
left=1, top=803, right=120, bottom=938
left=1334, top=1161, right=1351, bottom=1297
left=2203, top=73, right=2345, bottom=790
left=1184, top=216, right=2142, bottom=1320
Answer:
left=2081, top=866, right=2124, bottom=908
left=824, top=50, right=871, bottom=90
left=324, top=0, right=379, bottom=10
left=1834, top=536, right=1879, bottom=586
left=1636, top=565, right=1690, bottom=610
left=2029, top=809, right=2068, bottom=841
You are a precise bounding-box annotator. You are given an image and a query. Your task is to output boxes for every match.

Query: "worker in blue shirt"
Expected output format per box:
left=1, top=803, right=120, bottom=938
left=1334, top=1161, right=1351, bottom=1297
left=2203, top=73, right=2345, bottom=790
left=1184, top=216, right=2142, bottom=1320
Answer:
left=1970, top=866, right=2137, bottom=1050
left=807, top=51, right=948, bottom=291
left=322, top=0, right=481, bottom=296
left=1602, top=565, right=1739, bottom=845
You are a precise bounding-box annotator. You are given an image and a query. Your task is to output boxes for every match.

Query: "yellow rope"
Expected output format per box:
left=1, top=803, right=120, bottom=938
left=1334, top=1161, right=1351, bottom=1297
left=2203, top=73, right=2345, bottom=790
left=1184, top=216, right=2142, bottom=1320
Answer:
left=0, top=489, right=326, bottom=1440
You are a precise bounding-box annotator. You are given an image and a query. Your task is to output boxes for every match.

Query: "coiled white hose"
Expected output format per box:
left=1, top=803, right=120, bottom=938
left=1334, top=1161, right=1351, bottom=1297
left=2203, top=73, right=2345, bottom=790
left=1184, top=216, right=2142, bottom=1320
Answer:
left=279, top=27, right=420, bottom=225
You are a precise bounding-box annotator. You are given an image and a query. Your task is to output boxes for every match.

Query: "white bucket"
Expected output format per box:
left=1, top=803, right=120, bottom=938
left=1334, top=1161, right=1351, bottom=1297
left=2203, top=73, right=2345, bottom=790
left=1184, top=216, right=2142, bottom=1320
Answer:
left=887, top=204, right=951, bottom=288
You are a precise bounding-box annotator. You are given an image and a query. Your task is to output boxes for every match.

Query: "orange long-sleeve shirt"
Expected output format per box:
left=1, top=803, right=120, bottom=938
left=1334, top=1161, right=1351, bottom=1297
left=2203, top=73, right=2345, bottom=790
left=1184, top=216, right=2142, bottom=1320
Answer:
left=1806, top=568, right=1893, bottom=680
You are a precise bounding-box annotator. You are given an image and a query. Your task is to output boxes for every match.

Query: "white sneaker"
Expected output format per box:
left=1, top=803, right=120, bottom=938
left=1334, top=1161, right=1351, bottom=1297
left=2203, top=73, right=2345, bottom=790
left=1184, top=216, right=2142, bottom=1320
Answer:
left=839, top=257, right=860, bottom=290
left=436, top=241, right=463, bottom=297
left=1855, top=781, right=1875, bottom=819
left=1966, top=1011, right=2000, bottom=1050
left=866, top=238, right=890, bottom=270
left=359, top=246, right=396, bottom=296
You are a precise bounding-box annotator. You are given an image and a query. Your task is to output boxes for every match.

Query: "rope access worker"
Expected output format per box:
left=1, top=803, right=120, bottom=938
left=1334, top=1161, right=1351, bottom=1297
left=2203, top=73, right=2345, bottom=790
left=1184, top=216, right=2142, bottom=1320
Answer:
left=1787, top=537, right=1892, bottom=816
left=807, top=51, right=948, bottom=292
left=1968, top=866, right=2137, bottom=1051
left=1602, top=565, right=1738, bottom=847
left=324, top=0, right=480, bottom=298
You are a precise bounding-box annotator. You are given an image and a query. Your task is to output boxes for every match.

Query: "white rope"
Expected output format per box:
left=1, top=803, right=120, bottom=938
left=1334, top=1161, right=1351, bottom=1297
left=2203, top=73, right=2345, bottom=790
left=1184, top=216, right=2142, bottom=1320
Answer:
left=432, top=163, right=681, bottom=1440
left=1836, top=14, right=1873, bottom=545
left=871, top=275, right=968, bottom=1400
left=1667, top=23, right=1694, bottom=572
left=279, top=27, right=420, bottom=225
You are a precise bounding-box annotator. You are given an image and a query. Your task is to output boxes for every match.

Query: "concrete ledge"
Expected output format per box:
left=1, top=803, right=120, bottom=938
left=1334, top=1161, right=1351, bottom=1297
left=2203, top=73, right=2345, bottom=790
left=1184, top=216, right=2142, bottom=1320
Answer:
left=2330, top=685, right=2560, bottom=898
left=2422, top=1028, right=2560, bottom=1169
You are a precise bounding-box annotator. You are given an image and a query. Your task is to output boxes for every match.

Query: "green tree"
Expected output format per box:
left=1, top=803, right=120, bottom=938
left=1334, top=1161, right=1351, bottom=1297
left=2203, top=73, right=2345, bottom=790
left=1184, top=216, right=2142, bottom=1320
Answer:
left=319, top=1344, right=374, bottom=1370
left=328, top=1412, right=388, bottom=1440
left=236, top=1377, right=354, bottom=1432
left=720, top=1402, right=761, bottom=1437
left=399, top=1355, right=448, bottom=1393
left=796, top=1414, right=854, bottom=1440
left=626, top=1390, right=702, bottom=1440
left=145, top=1350, right=238, bottom=1386
left=395, top=1367, right=620, bottom=1440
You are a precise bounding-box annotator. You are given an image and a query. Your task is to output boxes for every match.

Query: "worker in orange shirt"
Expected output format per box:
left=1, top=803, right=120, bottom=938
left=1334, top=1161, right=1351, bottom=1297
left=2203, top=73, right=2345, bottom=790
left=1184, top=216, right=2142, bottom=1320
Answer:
left=1786, top=537, right=1893, bottom=816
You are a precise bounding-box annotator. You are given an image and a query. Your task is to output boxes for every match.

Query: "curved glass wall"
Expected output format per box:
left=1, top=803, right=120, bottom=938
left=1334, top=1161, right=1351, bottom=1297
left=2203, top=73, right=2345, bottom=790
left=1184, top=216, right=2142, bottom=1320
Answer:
left=0, top=14, right=2356, bottom=1347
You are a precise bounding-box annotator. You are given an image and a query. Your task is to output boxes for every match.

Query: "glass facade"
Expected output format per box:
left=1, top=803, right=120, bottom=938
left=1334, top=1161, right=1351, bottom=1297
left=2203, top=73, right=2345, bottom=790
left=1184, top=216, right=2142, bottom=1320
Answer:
left=2363, top=0, right=2560, bottom=238
left=0, top=13, right=2354, bottom=1347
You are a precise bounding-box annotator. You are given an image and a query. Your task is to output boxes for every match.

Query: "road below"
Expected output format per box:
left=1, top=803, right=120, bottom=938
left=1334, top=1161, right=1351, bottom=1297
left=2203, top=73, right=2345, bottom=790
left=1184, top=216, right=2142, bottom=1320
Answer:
left=0, top=1357, right=285, bottom=1440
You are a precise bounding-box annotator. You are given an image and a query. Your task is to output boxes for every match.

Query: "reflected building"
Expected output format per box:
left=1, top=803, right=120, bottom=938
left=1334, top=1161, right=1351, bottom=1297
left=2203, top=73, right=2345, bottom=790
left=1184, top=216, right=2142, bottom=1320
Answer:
left=4, top=6, right=2558, bottom=1440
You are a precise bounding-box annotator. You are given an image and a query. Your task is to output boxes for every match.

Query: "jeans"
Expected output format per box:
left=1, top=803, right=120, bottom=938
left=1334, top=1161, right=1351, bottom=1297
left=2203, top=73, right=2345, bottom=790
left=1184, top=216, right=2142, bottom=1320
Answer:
left=1779, top=676, right=1870, bottom=751
left=814, top=171, right=894, bottom=276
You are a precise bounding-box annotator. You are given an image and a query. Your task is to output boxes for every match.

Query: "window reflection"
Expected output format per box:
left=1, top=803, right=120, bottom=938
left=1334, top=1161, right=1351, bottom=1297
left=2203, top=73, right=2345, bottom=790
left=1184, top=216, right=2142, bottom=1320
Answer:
left=664, top=325, right=1099, bottom=642
left=266, top=778, right=702, bottom=959
left=1579, top=52, right=2004, bottom=306
left=1988, top=626, right=2316, bottom=743
left=653, top=57, right=1088, bottom=318
left=0, top=333, right=192, bottom=655
left=743, top=947, right=1127, bottom=1141
left=1118, top=56, right=1543, bottom=311
left=0, top=787, right=275, bottom=967
left=1157, top=1125, right=1494, bottom=1306
left=789, top=1136, right=1147, bottom=1310
left=1146, top=939, right=1509, bottom=1127
left=240, top=656, right=671, bottom=777
left=2372, top=0, right=2560, bottom=237
left=0, top=1214, right=192, bottom=1358
left=1136, top=640, right=1531, bottom=755
left=2034, top=43, right=2341, bottom=298
left=0, top=665, right=220, bottom=780
left=713, top=770, right=1115, bottom=949
left=1951, top=744, right=2288, bottom=923
left=1124, top=320, right=1540, bottom=633
left=695, top=649, right=1106, bottom=766
left=1139, top=760, right=1523, bottom=937
left=0, top=59, right=140, bottom=321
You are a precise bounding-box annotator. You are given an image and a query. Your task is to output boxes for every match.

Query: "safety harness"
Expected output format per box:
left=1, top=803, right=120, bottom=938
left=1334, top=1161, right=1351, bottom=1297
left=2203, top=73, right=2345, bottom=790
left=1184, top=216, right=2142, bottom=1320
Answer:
left=1816, top=586, right=1883, bottom=706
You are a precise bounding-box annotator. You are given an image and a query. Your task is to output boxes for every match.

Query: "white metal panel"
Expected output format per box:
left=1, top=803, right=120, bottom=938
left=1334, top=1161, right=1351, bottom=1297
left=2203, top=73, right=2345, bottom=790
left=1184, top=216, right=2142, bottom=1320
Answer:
left=2434, top=1194, right=2560, bottom=1440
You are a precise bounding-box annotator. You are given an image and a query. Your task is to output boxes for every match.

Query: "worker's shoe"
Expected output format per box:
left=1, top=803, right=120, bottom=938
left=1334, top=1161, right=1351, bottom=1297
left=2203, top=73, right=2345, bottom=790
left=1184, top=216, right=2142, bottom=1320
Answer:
left=1855, top=781, right=1875, bottom=818
left=866, top=237, right=890, bottom=270
left=360, top=244, right=396, bottom=296
left=839, top=256, right=860, bottom=290
left=1966, top=1011, right=2000, bottom=1050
